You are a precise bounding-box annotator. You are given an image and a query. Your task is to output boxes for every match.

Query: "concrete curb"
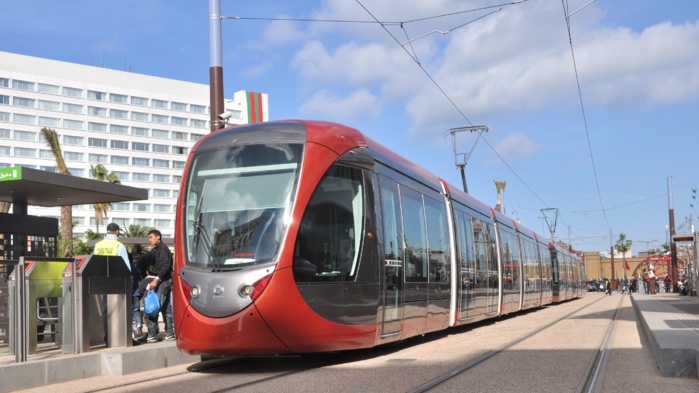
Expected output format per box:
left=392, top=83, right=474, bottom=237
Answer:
left=631, top=294, right=699, bottom=378
left=0, top=343, right=199, bottom=393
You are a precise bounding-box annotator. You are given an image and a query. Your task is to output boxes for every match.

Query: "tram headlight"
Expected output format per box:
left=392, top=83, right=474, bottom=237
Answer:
left=190, top=285, right=201, bottom=298
left=239, top=284, right=253, bottom=297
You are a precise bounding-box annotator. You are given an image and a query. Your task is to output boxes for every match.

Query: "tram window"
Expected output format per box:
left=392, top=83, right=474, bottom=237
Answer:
left=425, top=197, right=449, bottom=283
left=400, top=187, right=428, bottom=282
left=293, top=165, right=364, bottom=282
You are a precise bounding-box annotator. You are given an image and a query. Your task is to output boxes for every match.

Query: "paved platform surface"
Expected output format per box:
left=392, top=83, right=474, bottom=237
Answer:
left=1, top=292, right=698, bottom=392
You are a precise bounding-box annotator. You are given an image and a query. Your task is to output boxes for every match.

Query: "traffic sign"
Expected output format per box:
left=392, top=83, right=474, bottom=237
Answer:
left=672, top=234, right=695, bottom=242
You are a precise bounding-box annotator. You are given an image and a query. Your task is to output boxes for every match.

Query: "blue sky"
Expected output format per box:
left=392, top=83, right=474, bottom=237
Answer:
left=2, top=0, right=698, bottom=253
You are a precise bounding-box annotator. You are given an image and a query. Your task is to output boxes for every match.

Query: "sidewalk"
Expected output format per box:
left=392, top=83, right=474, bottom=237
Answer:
left=630, top=291, right=699, bottom=378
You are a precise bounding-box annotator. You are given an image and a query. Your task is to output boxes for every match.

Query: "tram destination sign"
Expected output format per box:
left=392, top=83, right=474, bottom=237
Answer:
left=672, top=233, right=696, bottom=242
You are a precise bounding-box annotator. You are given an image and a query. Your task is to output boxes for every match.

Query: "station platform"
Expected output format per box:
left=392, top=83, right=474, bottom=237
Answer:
left=630, top=291, right=699, bottom=378
left=1, top=292, right=698, bottom=392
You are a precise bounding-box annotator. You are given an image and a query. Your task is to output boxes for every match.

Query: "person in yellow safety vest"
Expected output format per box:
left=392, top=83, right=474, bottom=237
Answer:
left=93, top=222, right=131, bottom=272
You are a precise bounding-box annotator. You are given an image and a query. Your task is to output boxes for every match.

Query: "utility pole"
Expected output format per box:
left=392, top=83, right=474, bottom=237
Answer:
left=209, top=0, right=225, bottom=132
left=668, top=176, right=678, bottom=292
left=448, top=126, right=490, bottom=193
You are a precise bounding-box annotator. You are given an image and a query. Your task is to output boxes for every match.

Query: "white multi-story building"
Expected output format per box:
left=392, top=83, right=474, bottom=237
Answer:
left=0, top=51, right=269, bottom=238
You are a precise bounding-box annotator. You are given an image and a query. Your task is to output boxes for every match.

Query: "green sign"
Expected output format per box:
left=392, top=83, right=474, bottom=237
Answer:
left=0, top=166, right=21, bottom=182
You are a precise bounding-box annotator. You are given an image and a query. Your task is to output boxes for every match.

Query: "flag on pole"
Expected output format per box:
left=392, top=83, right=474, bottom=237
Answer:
left=624, top=259, right=630, bottom=271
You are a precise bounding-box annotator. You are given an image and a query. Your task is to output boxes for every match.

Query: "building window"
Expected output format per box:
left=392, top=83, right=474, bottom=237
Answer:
left=88, top=138, right=107, bottom=148
left=110, top=109, right=128, bottom=119
left=153, top=174, right=170, bottom=183
left=0, top=95, right=8, bottom=105
left=154, top=219, right=171, bottom=228
left=172, top=161, right=185, bottom=169
left=62, top=87, right=83, bottom=98
left=112, top=202, right=130, bottom=211
left=190, top=119, right=206, bottom=129
left=153, top=144, right=169, bottom=153
left=171, top=117, right=187, bottom=126
left=152, top=129, right=169, bottom=139
left=171, top=131, right=186, bottom=140
left=63, top=135, right=84, bottom=146
left=12, top=80, right=34, bottom=91
left=111, top=156, right=129, bottom=165
left=0, top=129, right=10, bottom=139
left=64, top=119, right=83, bottom=130
left=111, top=140, right=129, bottom=149
left=0, top=78, right=8, bottom=88
left=0, top=146, right=10, bottom=156
left=39, top=149, right=54, bottom=159
left=110, top=93, right=128, bottom=103
left=152, top=114, right=168, bottom=124
left=133, top=203, right=151, bottom=212
left=14, top=147, right=37, bottom=157
left=88, top=153, right=108, bottom=163
left=153, top=189, right=170, bottom=198
left=132, top=157, right=149, bottom=166
left=63, top=103, right=83, bottom=114
left=153, top=159, right=169, bottom=168
left=152, top=99, right=168, bottom=109
left=132, top=172, right=150, bottom=182
left=13, top=97, right=35, bottom=108
left=38, top=83, right=60, bottom=95
left=68, top=168, right=85, bottom=177
left=173, top=175, right=182, bottom=184
left=131, top=96, right=148, bottom=106
left=154, top=204, right=171, bottom=213
left=14, top=114, right=36, bottom=125
left=173, top=190, right=179, bottom=199
left=113, top=171, right=129, bottom=181
left=88, top=122, right=107, bottom=132
left=110, top=124, right=128, bottom=134
left=0, top=111, right=9, bottom=122
left=133, top=218, right=151, bottom=226
left=88, top=106, right=107, bottom=116
left=131, top=112, right=148, bottom=121
left=38, top=100, right=60, bottom=111
left=64, top=151, right=84, bottom=162
left=14, top=130, right=36, bottom=141
left=132, top=142, right=149, bottom=152
left=87, top=90, right=107, bottom=101
left=173, top=146, right=187, bottom=155
left=38, top=117, right=61, bottom=127
left=132, top=127, right=148, bottom=136
left=171, top=102, right=187, bottom=111
left=190, top=104, right=206, bottom=114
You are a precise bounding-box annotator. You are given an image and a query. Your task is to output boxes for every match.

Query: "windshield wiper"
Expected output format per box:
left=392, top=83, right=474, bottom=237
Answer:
left=191, top=196, right=222, bottom=272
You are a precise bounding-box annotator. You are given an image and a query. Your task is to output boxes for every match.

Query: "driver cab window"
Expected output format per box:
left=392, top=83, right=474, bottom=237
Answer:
left=294, top=165, right=364, bottom=282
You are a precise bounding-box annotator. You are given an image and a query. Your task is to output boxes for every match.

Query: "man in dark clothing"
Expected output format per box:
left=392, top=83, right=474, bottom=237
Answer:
left=144, top=229, right=174, bottom=342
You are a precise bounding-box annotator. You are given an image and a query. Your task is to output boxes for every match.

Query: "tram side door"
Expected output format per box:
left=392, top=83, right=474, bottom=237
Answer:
left=377, top=175, right=404, bottom=337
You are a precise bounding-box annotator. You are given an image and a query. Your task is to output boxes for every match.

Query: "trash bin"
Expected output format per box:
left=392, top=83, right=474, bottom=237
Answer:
left=61, top=255, right=132, bottom=354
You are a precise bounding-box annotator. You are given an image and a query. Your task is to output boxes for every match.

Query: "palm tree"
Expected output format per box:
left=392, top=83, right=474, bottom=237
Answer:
left=615, top=233, right=633, bottom=257
left=90, top=164, right=121, bottom=233
left=41, top=127, right=73, bottom=257
left=123, top=224, right=152, bottom=238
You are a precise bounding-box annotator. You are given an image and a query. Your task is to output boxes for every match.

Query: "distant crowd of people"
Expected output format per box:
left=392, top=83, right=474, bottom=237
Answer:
left=598, top=264, right=689, bottom=296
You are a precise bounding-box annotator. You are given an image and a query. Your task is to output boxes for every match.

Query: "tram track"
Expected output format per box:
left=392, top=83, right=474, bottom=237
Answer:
left=407, top=295, right=619, bottom=393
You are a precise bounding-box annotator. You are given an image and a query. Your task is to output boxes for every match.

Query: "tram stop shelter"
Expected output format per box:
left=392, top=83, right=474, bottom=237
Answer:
left=0, top=166, right=148, bottom=355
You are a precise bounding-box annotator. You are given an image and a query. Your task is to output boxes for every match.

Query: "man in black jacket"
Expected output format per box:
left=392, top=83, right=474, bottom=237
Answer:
left=144, top=229, right=174, bottom=342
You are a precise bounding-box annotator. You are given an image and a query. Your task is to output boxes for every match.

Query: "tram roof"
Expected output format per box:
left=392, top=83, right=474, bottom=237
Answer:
left=0, top=166, right=148, bottom=207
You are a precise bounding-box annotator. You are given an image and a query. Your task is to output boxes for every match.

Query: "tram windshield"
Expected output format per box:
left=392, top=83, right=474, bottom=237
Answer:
left=183, top=144, right=303, bottom=269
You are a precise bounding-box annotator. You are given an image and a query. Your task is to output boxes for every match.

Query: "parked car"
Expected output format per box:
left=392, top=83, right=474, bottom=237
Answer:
left=586, top=280, right=599, bottom=292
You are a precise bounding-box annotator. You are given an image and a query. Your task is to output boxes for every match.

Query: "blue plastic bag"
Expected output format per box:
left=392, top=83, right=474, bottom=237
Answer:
left=144, top=289, right=160, bottom=317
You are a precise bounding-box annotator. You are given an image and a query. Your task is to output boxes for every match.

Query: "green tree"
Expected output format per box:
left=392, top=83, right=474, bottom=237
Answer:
left=123, top=224, right=152, bottom=238
left=41, top=127, right=73, bottom=257
left=615, top=233, right=633, bottom=256
left=89, top=164, right=121, bottom=233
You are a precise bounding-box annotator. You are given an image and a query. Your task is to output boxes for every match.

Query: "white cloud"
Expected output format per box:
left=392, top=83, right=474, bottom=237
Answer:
left=486, top=133, right=543, bottom=166
left=298, top=88, right=381, bottom=120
